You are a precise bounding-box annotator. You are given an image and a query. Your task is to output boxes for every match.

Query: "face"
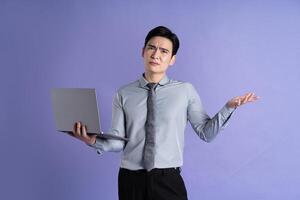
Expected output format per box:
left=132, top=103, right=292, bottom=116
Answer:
left=142, top=36, right=176, bottom=76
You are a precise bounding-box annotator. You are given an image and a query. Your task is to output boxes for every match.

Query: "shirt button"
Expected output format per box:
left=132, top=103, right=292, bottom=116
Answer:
left=97, top=149, right=103, bottom=155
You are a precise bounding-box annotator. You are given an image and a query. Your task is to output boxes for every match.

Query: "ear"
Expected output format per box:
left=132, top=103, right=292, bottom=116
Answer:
left=169, top=55, right=176, bottom=66
left=142, top=48, right=145, bottom=57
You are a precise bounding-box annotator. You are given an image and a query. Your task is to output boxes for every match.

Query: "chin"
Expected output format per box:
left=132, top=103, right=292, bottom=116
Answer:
left=145, top=65, right=167, bottom=74
left=147, top=66, right=161, bottom=72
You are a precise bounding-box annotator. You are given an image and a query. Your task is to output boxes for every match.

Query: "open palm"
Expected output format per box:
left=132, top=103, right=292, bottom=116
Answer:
left=227, top=92, right=260, bottom=108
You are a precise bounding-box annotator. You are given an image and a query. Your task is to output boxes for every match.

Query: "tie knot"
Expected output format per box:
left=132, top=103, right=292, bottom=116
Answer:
left=147, top=83, right=157, bottom=90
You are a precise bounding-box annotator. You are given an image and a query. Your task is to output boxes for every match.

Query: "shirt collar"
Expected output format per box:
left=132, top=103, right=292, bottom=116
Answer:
left=139, top=73, right=170, bottom=88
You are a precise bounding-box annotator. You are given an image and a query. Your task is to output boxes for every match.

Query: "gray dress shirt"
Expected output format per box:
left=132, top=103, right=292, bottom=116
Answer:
left=90, top=75, right=235, bottom=170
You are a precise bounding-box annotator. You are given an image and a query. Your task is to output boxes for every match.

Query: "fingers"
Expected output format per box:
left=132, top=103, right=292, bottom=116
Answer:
left=72, top=122, right=86, bottom=137
left=72, top=122, right=81, bottom=138
left=81, top=125, right=88, bottom=138
left=249, top=94, right=260, bottom=102
left=80, top=123, right=96, bottom=145
left=244, top=92, right=260, bottom=103
left=242, top=93, right=252, bottom=104
left=240, top=92, right=260, bottom=105
left=71, top=122, right=95, bottom=144
left=230, top=92, right=260, bottom=108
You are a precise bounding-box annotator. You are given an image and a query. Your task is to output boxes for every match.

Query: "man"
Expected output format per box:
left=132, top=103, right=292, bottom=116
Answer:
left=72, top=26, right=259, bottom=200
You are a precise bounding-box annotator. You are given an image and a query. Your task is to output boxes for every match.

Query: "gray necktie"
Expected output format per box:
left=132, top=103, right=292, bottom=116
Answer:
left=143, top=83, right=157, bottom=171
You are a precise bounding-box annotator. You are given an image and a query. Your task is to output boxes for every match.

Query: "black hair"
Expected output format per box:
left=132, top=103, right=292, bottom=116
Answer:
left=144, top=26, right=180, bottom=56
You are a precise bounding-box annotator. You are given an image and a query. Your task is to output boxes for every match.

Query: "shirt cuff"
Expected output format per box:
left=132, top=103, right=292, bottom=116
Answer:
left=219, top=104, right=236, bottom=128
left=224, top=104, right=237, bottom=115
left=88, top=138, right=105, bottom=155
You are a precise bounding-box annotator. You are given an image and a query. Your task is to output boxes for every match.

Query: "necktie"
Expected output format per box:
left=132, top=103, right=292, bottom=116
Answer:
left=143, top=83, right=157, bottom=171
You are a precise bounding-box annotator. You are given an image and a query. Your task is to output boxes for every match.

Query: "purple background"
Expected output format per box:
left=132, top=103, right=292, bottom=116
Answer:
left=1, top=0, right=300, bottom=199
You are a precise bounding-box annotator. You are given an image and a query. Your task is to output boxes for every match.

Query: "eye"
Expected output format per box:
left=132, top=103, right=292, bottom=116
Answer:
left=147, top=46, right=155, bottom=50
left=162, top=50, right=169, bottom=54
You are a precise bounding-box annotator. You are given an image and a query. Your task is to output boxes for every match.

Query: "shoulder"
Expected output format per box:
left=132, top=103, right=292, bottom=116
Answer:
left=168, top=79, right=195, bottom=90
left=166, top=79, right=200, bottom=100
left=169, top=80, right=201, bottom=101
left=116, top=80, right=140, bottom=94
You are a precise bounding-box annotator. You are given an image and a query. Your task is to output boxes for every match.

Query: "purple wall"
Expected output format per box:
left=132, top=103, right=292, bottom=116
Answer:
left=1, top=0, right=300, bottom=199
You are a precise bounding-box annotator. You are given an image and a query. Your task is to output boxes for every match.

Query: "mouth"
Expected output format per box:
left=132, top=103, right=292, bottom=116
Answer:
left=149, top=61, right=160, bottom=66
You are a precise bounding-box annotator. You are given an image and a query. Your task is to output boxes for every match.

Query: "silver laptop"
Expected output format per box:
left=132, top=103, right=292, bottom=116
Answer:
left=51, top=88, right=128, bottom=141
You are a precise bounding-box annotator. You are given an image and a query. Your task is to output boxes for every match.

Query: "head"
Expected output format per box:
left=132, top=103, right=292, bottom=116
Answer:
left=144, top=26, right=180, bottom=57
left=142, top=26, right=180, bottom=77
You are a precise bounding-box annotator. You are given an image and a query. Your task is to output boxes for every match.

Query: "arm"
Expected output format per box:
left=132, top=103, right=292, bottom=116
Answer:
left=187, top=84, right=259, bottom=142
left=88, top=92, right=126, bottom=153
left=73, top=92, right=126, bottom=154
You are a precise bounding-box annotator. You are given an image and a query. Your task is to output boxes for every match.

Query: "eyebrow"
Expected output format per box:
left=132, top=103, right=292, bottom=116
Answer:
left=147, top=44, right=170, bottom=53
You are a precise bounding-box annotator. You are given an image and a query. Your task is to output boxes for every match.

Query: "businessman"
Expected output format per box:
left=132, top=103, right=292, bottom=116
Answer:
left=72, top=26, right=259, bottom=200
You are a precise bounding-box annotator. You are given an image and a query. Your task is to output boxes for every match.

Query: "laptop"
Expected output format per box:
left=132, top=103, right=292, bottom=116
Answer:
left=51, top=88, right=128, bottom=141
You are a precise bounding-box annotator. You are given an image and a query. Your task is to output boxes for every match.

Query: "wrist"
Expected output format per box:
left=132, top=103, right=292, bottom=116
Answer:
left=85, top=138, right=96, bottom=146
left=91, top=138, right=96, bottom=145
left=226, top=101, right=233, bottom=108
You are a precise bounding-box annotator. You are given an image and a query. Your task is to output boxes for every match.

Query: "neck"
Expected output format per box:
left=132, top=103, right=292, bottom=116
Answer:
left=144, top=72, right=165, bottom=83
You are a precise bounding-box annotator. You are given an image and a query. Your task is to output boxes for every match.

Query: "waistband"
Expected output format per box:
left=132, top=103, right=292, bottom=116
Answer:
left=119, top=167, right=181, bottom=175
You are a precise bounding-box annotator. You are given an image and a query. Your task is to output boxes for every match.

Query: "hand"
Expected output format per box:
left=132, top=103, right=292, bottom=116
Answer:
left=72, top=122, right=97, bottom=145
left=227, top=92, right=260, bottom=109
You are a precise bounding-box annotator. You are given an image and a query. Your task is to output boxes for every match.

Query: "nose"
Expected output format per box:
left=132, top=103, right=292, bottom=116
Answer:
left=151, top=48, right=160, bottom=59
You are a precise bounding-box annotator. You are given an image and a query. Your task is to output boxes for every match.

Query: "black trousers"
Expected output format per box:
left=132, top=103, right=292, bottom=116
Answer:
left=118, top=168, right=188, bottom=200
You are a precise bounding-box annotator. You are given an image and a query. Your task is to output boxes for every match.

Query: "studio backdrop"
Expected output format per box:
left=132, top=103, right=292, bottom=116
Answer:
left=1, top=0, right=300, bottom=200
